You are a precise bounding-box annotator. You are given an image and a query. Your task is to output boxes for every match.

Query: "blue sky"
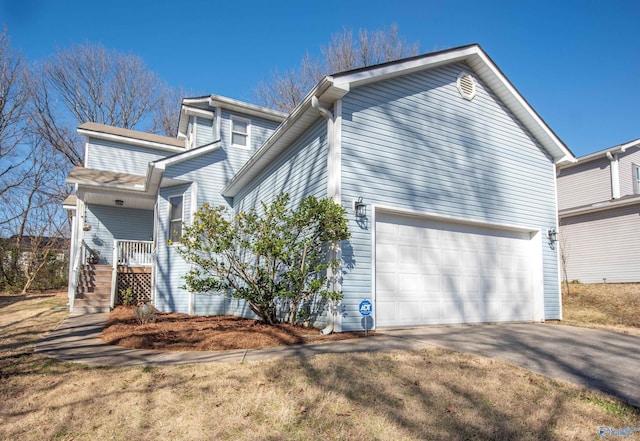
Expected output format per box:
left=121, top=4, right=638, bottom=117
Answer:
left=2, top=0, right=639, bottom=157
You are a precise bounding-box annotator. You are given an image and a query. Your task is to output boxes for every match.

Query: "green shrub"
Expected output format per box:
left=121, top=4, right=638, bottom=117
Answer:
left=119, top=287, right=134, bottom=306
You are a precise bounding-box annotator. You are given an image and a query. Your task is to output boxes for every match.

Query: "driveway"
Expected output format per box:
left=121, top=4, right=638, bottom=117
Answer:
left=37, top=314, right=640, bottom=408
left=385, top=323, right=640, bottom=408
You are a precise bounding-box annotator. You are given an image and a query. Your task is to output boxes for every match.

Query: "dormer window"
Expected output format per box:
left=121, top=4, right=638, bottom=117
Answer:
left=231, top=116, right=250, bottom=148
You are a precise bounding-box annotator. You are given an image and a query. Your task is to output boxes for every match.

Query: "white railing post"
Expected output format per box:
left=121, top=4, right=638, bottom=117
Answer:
left=111, top=240, right=118, bottom=309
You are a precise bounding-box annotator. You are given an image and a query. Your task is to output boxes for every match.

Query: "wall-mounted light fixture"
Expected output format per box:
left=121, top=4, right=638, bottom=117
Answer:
left=353, top=197, right=366, bottom=218
left=547, top=227, right=558, bottom=243
left=115, top=199, right=124, bottom=207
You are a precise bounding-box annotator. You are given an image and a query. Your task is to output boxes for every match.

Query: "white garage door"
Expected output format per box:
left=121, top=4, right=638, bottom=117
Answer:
left=375, top=212, right=534, bottom=327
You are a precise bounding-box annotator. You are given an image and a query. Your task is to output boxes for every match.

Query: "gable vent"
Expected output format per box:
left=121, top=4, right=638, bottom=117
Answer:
left=456, top=72, right=477, bottom=100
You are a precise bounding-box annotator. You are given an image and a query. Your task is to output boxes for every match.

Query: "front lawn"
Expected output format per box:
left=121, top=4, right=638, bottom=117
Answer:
left=562, top=283, right=640, bottom=335
left=1, top=291, right=639, bottom=440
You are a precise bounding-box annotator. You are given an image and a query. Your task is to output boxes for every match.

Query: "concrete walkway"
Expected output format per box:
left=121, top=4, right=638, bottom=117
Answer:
left=34, top=312, right=432, bottom=366
left=36, top=313, right=640, bottom=408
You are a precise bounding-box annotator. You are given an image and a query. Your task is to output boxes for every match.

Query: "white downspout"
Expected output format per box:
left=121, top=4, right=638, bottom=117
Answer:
left=606, top=151, right=620, bottom=199
left=312, top=96, right=338, bottom=335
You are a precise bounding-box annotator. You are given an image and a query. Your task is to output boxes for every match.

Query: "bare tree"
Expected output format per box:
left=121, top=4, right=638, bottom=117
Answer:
left=151, top=85, right=187, bottom=137
left=29, top=42, right=181, bottom=166
left=0, top=27, right=31, bottom=199
left=0, top=138, right=69, bottom=293
left=254, top=24, right=419, bottom=112
left=559, top=230, right=571, bottom=295
left=0, top=30, right=185, bottom=292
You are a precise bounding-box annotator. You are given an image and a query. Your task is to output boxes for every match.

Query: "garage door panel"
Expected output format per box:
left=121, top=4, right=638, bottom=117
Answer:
left=421, top=302, right=442, bottom=322
left=441, top=300, right=483, bottom=323
left=441, top=249, right=461, bottom=268
left=376, top=213, right=534, bottom=328
left=463, top=276, right=481, bottom=294
left=398, top=245, right=420, bottom=264
left=377, top=244, right=396, bottom=264
left=376, top=271, right=396, bottom=292
left=421, top=248, right=441, bottom=267
left=398, top=273, right=421, bottom=292
left=422, top=274, right=441, bottom=293
left=396, top=302, right=421, bottom=321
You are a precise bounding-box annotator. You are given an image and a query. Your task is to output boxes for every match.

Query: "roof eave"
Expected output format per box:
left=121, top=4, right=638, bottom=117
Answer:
left=222, top=78, right=345, bottom=197
left=77, top=127, right=185, bottom=152
left=152, top=140, right=222, bottom=170
left=208, top=94, right=288, bottom=122
left=559, top=138, right=640, bottom=169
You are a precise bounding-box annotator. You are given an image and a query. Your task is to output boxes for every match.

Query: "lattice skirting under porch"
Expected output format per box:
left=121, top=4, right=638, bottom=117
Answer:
left=116, top=266, right=152, bottom=305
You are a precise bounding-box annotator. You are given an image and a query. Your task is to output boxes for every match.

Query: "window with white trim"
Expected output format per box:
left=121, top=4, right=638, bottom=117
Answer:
left=634, top=164, right=640, bottom=194
left=168, top=195, right=183, bottom=243
left=231, top=116, right=250, bottom=148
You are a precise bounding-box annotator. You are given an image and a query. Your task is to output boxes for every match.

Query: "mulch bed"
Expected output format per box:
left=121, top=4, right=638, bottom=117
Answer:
left=102, top=306, right=371, bottom=351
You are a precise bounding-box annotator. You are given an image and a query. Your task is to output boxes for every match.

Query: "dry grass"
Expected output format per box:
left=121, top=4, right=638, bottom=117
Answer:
left=562, top=283, right=640, bottom=335
left=103, top=306, right=369, bottom=351
left=1, top=292, right=639, bottom=440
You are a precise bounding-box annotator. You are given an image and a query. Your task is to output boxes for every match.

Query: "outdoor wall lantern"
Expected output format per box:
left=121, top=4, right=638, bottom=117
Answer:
left=353, top=197, right=367, bottom=218
left=115, top=199, right=124, bottom=207
left=547, top=227, right=558, bottom=243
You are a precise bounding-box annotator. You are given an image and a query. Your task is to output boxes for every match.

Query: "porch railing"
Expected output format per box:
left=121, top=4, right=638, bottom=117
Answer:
left=115, top=240, right=153, bottom=267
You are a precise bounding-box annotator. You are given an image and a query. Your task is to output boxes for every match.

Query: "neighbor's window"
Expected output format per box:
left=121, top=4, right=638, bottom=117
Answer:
left=635, top=164, right=640, bottom=194
left=169, top=195, right=183, bottom=243
left=231, top=116, right=250, bottom=148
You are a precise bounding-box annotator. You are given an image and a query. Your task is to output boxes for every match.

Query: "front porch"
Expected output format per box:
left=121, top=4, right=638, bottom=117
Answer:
left=70, top=239, right=154, bottom=312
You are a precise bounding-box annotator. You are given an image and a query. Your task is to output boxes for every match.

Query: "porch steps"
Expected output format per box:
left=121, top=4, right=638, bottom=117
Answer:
left=74, top=264, right=112, bottom=313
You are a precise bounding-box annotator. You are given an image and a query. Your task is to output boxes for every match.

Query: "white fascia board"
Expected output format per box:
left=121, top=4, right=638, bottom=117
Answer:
left=182, top=105, right=215, bottom=119
left=559, top=196, right=640, bottom=218
left=66, top=178, right=147, bottom=193
left=209, top=94, right=287, bottom=122
left=182, top=96, right=210, bottom=105
left=77, top=129, right=185, bottom=153
left=561, top=138, right=640, bottom=168
left=152, top=141, right=222, bottom=170
left=331, top=45, right=480, bottom=89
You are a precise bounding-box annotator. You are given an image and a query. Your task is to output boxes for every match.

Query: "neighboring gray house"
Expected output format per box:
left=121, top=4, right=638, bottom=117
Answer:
left=557, top=139, right=640, bottom=283
left=64, top=44, right=575, bottom=331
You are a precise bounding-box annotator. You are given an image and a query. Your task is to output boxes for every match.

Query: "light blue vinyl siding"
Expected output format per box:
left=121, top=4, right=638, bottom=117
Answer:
left=86, top=138, right=172, bottom=176
left=155, top=184, right=192, bottom=313
left=195, top=117, right=214, bottom=147
left=155, top=149, right=260, bottom=317
left=83, top=205, right=154, bottom=265
left=340, top=62, right=560, bottom=329
left=220, top=110, right=281, bottom=171
left=235, top=119, right=328, bottom=211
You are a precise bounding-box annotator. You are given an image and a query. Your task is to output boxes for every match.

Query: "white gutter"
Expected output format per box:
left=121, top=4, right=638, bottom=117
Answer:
left=559, top=195, right=640, bottom=218
left=559, top=139, right=637, bottom=169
